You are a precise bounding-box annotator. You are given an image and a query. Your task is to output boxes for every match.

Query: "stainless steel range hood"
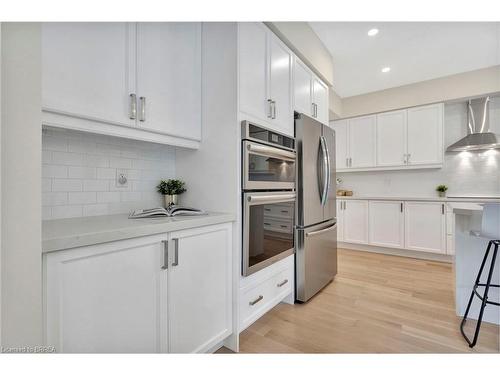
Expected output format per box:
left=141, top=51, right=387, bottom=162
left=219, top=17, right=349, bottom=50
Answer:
left=446, top=96, right=500, bottom=152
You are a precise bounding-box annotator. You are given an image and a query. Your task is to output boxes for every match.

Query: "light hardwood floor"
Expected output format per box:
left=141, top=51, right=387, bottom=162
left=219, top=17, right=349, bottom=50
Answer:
left=236, top=249, right=500, bottom=353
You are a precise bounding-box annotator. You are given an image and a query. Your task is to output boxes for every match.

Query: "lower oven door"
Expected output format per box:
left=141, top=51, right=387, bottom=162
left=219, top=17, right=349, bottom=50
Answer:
left=243, top=191, right=296, bottom=276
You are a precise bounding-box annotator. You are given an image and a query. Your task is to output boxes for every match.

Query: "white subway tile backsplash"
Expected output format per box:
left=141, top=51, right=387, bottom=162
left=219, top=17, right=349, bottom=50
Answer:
left=43, top=128, right=176, bottom=220
left=52, top=179, right=83, bottom=192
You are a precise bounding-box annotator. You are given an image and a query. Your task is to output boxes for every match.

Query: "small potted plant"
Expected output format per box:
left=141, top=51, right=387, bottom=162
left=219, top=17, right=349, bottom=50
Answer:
left=436, top=184, right=448, bottom=198
left=157, top=179, right=186, bottom=207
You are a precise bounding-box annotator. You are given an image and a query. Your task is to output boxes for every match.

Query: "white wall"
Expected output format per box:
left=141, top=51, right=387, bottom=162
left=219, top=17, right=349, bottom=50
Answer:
left=340, top=66, right=500, bottom=118
left=1, top=23, right=43, bottom=347
left=337, top=98, right=500, bottom=197
left=42, top=128, right=176, bottom=220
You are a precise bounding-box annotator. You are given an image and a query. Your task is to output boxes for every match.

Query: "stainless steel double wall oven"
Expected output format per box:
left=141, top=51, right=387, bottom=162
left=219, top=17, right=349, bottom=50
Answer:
left=241, top=121, right=296, bottom=276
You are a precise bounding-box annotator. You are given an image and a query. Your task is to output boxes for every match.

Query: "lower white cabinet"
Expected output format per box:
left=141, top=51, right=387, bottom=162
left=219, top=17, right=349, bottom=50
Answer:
left=336, top=200, right=345, bottom=242
left=368, top=200, right=405, bottom=249
left=404, top=201, right=446, bottom=254
left=343, top=200, right=369, bottom=244
left=44, top=222, right=232, bottom=353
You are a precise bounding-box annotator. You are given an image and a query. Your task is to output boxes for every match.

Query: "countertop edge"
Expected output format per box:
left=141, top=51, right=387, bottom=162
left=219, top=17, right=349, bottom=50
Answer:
left=336, top=196, right=500, bottom=203
left=42, top=213, right=236, bottom=254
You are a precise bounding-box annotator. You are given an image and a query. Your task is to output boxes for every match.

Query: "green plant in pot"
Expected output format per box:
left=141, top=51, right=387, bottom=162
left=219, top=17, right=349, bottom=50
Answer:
left=436, top=184, right=448, bottom=198
left=157, top=179, right=186, bottom=207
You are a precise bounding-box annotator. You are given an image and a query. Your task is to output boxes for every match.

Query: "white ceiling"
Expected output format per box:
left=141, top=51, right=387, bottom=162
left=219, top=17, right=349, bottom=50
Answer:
left=309, top=22, right=500, bottom=98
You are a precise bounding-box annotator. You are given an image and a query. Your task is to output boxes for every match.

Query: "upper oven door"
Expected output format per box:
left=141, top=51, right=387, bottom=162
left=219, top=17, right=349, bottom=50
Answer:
left=242, top=140, right=296, bottom=191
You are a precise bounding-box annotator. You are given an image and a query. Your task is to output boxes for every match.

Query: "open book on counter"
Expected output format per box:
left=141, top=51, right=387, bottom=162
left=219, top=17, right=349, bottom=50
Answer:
left=129, top=205, right=207, bottom=219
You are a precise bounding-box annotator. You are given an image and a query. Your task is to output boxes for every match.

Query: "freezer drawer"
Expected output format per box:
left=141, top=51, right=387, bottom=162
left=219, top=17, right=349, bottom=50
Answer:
left=295, top=220, right=338, bottom=302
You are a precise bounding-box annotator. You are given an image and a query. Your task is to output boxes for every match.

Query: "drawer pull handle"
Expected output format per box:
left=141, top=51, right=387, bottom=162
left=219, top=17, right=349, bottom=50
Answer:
left=264, top=222, right=271, bottom=226
left=249, top=295, right=263, bottom=306
left=281, top=210, right=289, bottom=213
left=277, top=279, right=288, bottom=287
left=280, top=225, right=287, bottom=228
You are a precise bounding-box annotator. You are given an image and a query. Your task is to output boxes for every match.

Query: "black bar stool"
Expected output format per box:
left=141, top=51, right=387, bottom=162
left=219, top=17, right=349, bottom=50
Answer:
left=460, top=239, right=500, bottom=348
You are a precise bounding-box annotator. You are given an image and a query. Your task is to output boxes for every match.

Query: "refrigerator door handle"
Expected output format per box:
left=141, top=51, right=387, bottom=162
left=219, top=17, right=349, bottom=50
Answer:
left=306, top=222, right=337, bottom=237
left=318, top=136, right=329, bottom=206
left=323, top=135, right=331, bottom=204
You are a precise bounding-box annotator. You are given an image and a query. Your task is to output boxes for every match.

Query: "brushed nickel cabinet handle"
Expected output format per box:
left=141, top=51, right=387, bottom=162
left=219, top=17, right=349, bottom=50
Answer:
left=129, top=93, right=137, bottom=120
left=161, top=240, right=168, bottom=270
left=249, top=295, right=263, bottom=306
left=139, top=96, right=146, bottom=122
left=272, top=100, right=276, bottom=119
left=172, top=238, right=179, bottom=266
left=267, top=99, right=273, bottom=118
left=277, top=279, right=288, bottom=287
left=400, top=202, right=403, bottom=213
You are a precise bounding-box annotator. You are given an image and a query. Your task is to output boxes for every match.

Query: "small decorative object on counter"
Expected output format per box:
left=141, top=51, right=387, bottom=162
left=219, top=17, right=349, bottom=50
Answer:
left=336, top=189, right=353, bottom=197
left=436, top=184, right=448, bottom=198
left=336, top=177, right=343, bottom=186
left=157, top=179, right=187, bottom=207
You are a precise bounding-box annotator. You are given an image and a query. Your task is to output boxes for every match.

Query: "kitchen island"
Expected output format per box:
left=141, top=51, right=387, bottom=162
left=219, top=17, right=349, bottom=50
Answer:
left=451, top=202, right=500, bottom=325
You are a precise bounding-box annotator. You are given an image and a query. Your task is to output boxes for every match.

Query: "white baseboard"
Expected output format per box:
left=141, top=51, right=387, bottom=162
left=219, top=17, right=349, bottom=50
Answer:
left=339, top=242, right=453, bottom=263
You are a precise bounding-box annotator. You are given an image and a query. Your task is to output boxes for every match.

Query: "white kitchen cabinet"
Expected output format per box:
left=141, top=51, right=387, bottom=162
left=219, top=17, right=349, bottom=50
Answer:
left=312, top=77, right=329, bottom=125
left=136, top=22, right=201, bottom=140
left=44, top=223, right=233, bottom=353
left=368, top=200, right=405, bottom=248
left=41, top=22, right=202, bottom=148
left=336, top=199, right=345, bottom=242
left=42, top=23, right=135, bottom=127
left=238, top=22, right=269, bottom=125
left=238, top=23, right=294, bottom=136
left=331, top=120, right=349, bottom=170
left=343, top=200, right=369, bottom=244
left=268, top=36, right=293, bottom=133
left=168, top=223, right=232, bottom=353
left=292, top=57, right=329, bottom=126
left=348, top=115, right=377, bottom=168
left=406, top=103, right=443, bottom=166
left=44, top=234, right=167, bottom=353
left=405, top=201, right=446, bottom=254
left=293, top=58, right=314, bottom=117
left=376, top=110, right=407, bottom=167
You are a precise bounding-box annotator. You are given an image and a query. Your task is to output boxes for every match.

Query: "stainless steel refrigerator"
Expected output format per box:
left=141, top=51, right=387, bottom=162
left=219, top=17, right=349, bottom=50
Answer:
left=295, top=113, right=337, bottom=302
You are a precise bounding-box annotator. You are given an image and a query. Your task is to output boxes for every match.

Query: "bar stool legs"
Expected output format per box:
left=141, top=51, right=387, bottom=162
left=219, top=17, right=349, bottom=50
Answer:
left=460, top=239, right=500, bottom=348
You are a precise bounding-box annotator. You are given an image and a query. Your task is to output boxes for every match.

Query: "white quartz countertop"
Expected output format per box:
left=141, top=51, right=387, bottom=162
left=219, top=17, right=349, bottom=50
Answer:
left=42, top=212, right=235, bottom=253
left=337, top=195, right=500, bottom=203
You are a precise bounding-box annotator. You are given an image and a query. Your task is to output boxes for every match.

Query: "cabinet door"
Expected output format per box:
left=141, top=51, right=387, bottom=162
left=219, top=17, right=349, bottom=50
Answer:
left=44, top=235, right=167, bottom=353
left=268, top=36, right=293, bottom=136
left=406, top=104, right=443, bottom=165
left=376, top=110, right=407, bottom=167
left=369, top=201, right=404, bottom=248
left=238, top=22, right=269, bottom=123
left=42, top=22, right=134, bottom=127
left=348, top=115, right=376, bottom=168
left=405, top=202, right=446, bottom=253
left=331, top=120, right=349, bottom=170
left=343, top=200, right=369, bottom=244
left=336, top=200, right=344, bottom=242
left=312, top=77, right=329, bottom=125
left=136, top=22, right=202, bottom=140
left=168, top=223, right=232, bottom=353
left=293, top=58, right=313, bottom=117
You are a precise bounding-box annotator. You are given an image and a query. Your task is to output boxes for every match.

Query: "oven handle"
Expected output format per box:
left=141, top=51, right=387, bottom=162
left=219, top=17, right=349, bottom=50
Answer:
left=306, top=222, right=337, bottom=238
left=247, top=193, right=296, bottom=204
left=246, top=142, right=296, bottom=161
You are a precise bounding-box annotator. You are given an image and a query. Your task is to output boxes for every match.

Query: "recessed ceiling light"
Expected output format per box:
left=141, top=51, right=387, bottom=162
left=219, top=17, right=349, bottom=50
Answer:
left=367, top=28, right=379, bottom=36
left=381, top=67, right=391, bottom=73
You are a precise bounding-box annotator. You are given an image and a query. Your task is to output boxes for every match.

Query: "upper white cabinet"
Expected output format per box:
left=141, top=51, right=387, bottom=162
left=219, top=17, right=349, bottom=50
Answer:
left=376, top=110, right=407, bottom=167
left=368, top=200, right=404, bottom=249
left=168, top=224, right=232, bottom=353
left=136, top=23, right=201, bottom=141
left=348, top=115, right=377, bottom=168
left=333, top=103, right=444, bottom=172
left=292, top=57, right=329, bottom=125
left=312, top=77, right=329, bottom=125
left=239, top=23, right=293, bottom=136
left=42, top=22, right=202, bottom=148
left=44, top=223, right=233, bottom=353
left=42, top=23, right=135, bottom=128
left=407, top=103, right=443, bottom=165
left=405, top=201, right=446, bottom=254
